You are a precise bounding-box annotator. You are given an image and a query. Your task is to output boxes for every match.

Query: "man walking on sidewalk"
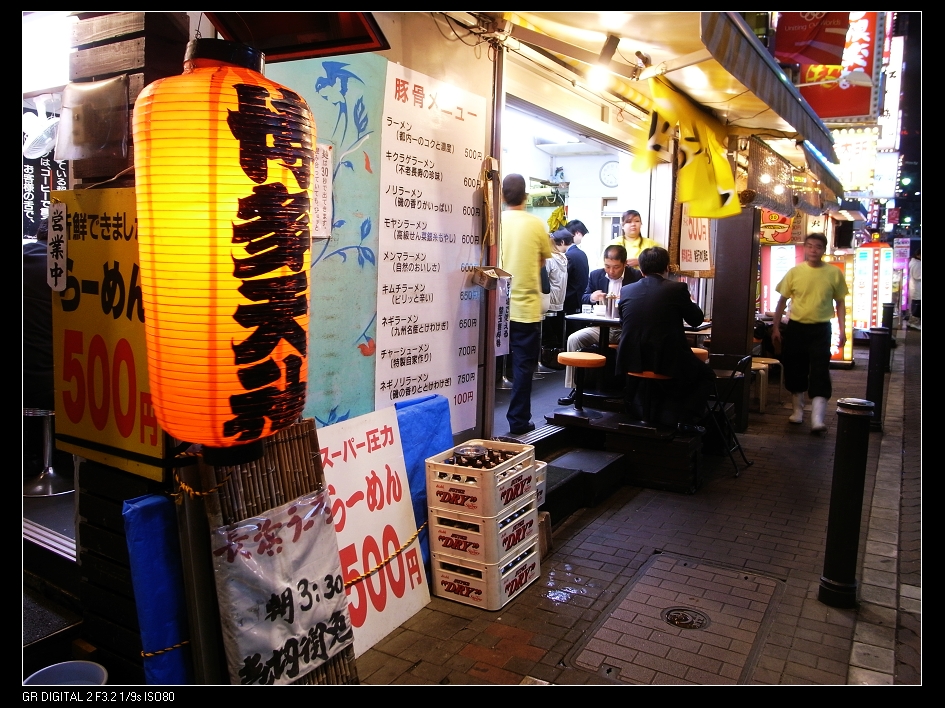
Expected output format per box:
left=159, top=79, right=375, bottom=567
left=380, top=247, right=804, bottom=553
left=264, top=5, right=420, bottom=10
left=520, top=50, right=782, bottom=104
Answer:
left=771, top=233, right=848, bottom=434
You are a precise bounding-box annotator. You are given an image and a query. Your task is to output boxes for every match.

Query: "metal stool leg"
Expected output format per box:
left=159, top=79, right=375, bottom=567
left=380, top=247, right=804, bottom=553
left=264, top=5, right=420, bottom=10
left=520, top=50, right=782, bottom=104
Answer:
left=24, top=411, right=74, bottom=497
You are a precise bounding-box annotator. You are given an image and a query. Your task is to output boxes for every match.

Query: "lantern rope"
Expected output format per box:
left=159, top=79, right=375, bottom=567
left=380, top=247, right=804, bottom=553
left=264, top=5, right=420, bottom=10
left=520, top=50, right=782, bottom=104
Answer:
left=141, top=639, right=190, bottom=658
left=171, top=468, right=232, bottom=503
left=342, top=521, right=428, bottom=589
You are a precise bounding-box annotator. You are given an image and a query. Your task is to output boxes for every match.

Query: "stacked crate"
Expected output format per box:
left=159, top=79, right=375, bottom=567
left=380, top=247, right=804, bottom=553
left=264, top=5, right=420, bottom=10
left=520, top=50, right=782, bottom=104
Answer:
left=426, top=440, right=541, bottom=610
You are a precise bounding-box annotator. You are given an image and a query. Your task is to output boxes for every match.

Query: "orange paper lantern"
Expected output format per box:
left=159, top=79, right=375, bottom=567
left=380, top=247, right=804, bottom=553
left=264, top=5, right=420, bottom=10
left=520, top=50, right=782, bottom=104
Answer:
left=132, top=39, right=314, bottom=464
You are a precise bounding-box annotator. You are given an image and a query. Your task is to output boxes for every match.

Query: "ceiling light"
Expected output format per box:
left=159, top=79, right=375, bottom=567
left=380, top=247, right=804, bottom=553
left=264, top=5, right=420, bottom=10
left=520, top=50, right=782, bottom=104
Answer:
left=599, top=12, right=629, bottom=30
left=587, top=34, right=620, bottom=90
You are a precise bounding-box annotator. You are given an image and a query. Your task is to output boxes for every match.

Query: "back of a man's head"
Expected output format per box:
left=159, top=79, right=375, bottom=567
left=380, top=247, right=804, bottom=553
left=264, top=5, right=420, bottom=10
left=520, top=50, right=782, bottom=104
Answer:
left=639, top=246, right=669, bottom=275
left=565, top=220, right=587, bottom=236
left=502, top=174, right=527, bottom=207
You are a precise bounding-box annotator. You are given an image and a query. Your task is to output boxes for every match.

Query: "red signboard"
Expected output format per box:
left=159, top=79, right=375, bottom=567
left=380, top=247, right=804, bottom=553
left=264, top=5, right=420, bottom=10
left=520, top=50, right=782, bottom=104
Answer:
left=799, top=12, right=880, bottom=121
left=775, top=12, right=849, bottom=65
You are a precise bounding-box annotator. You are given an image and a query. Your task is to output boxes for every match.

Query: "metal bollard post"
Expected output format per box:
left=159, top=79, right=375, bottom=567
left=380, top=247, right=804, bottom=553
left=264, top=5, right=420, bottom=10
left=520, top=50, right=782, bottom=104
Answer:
left=881, top=302, right=895, bottom=359
left=818, top=398, right=874, bottom=608
left=865, top=327, right=888, bottom=431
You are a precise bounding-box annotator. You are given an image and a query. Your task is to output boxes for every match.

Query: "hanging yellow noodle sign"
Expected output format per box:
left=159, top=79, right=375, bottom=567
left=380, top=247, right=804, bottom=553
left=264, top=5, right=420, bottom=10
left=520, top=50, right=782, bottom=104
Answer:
left=633, top=78, right=741, bottom=219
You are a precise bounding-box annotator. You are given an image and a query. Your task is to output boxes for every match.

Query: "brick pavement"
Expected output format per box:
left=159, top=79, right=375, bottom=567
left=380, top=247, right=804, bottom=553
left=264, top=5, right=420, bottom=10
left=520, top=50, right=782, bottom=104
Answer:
left=355, top=332, right=920, bottom=685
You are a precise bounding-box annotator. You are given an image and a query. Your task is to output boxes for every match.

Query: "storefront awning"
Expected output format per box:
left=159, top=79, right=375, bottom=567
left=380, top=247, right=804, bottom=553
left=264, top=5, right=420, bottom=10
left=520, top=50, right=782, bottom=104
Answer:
left=493, top=12, right=841, bottom=169
left=700, top=13, right=839, bottom=165
left=802, top=143, right=846, bottom=200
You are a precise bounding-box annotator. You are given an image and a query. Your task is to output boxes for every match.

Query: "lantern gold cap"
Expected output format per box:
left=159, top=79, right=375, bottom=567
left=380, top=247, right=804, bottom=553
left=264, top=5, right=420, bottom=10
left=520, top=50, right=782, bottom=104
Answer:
left=185, top=38, right=264, bottom=73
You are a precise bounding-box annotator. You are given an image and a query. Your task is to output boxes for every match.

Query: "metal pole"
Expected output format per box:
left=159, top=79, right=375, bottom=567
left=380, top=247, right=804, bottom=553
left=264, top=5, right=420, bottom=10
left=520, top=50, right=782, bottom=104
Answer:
left=881, top=302, right=896, bottom=354
left=865, top=327, right=888, bottom=431
left=480, top=41, right=505, bottom=438
left=818, top=398, right=874, bottom=608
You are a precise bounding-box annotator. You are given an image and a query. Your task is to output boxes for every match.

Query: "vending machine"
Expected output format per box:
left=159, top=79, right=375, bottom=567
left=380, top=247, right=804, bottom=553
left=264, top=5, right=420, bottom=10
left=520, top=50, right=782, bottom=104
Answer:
left=852, top=238, right=894, bottom=335
left=823, top=253, right=855, bottom=365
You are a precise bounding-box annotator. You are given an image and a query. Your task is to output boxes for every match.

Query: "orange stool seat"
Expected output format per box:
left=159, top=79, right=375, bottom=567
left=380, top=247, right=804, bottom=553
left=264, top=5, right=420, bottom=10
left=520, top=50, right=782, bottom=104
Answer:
left=627, top=370, right=672, bottom=380
left=558, top=351, right=607, bottom=368
left=557, top=351, right=607, bottom=414
left=691, top=347, right=709, bottom=363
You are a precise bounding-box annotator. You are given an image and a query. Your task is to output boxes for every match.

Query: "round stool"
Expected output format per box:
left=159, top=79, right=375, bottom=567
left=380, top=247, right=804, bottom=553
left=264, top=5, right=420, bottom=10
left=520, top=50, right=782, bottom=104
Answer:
left=752, top=356, right=782, bottom=404
left=691, top=347, right=709, bottom=363
left=626, top=370, right=673, bottom=424
left=750, top=361, right=769, bottom=413
left=557, top=351, right=607, bottom=418
left=23, top=408, right=74, bottom=497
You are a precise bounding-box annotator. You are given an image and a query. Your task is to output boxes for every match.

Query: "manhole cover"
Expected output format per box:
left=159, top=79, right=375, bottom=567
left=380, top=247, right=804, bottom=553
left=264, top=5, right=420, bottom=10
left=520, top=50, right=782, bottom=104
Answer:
left=661, top=607, right=710, bottom=630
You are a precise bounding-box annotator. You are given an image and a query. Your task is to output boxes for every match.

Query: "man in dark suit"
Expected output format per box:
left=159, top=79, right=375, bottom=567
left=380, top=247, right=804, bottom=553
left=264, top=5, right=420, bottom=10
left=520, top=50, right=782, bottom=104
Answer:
left=560, top=224, right=588, bottom=327
left=615, top=246, right=715, bottom=424
left=558, top=244, right=641, bottom=405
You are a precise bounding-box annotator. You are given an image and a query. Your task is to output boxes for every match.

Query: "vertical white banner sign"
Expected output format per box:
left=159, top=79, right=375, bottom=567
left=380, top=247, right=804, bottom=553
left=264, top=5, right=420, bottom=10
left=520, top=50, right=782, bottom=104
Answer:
left=679, top=202, right=711, bottom=271
left=376, top=65, right=487, bottom=433
left=312, top=144, right=333, bottom=241
left=495, top=276, right=511, bottom=356
left=316, top=407, right=430, bottom=656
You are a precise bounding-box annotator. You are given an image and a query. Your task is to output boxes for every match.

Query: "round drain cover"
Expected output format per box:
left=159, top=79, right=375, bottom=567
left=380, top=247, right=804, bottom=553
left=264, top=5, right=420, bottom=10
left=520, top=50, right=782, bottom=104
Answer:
left=662, top=607, right=710, bottom=630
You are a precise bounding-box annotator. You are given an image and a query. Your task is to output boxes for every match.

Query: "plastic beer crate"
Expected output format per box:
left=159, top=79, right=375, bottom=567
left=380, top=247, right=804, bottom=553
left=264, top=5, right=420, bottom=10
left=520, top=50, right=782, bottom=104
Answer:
left=534, top=460, right=547, bottom=508
left=431, top=539, right=541, bottom=610
left=426, top=439, right=536, bottom=518
left=430, top=492, right=538, bottom=564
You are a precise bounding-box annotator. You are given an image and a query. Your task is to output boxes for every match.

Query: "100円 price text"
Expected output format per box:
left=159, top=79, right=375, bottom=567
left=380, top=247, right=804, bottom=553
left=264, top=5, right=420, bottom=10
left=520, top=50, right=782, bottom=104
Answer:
left=24, top=691, right=175, bottom=702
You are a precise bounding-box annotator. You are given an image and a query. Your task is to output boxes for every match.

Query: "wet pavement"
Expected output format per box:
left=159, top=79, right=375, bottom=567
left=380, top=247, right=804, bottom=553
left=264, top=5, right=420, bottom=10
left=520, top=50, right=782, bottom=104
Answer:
left=355, top=326, right=920, bottom=685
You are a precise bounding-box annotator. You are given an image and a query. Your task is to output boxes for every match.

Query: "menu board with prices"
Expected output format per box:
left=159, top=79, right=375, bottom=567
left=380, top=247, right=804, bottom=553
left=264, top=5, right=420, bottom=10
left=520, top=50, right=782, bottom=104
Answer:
left=375, top=64, right=488, bottom=434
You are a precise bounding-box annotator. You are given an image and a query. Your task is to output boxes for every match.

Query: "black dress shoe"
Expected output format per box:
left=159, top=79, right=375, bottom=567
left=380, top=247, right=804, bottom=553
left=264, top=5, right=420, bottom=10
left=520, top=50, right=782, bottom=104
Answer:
left=557, top=389, right=576, bottom=406
left=677, top=423, right=705, bottom=435
left=509, top=422, right=536, bottom=436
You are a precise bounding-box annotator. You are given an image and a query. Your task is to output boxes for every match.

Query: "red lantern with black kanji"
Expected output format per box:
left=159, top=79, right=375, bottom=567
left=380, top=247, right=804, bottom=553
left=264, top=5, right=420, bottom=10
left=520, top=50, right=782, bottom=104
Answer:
left=132, top=39, right=314, bottom=465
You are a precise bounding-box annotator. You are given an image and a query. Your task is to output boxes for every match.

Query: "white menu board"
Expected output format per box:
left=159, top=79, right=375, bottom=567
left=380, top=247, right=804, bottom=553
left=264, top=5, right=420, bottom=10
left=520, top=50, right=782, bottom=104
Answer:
left=375, top=64, right=488, bottom=433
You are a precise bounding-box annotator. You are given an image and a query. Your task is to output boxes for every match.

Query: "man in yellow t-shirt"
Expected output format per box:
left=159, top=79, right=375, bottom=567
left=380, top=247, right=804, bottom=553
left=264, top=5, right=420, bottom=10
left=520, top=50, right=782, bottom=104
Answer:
left=609, top=209, right=658, bottom=268
left=771, top=233, right=848, bottom=434
left=499, top=174, right=553, bottom=435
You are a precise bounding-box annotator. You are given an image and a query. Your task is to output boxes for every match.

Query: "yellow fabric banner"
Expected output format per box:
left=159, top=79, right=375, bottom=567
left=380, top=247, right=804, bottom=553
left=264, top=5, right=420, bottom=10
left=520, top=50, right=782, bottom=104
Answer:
left=633, top=78, right=740, bottom=219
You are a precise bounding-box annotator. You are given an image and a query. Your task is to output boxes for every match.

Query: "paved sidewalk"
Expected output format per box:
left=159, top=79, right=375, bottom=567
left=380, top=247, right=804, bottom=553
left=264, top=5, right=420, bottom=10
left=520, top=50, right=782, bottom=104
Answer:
left=356, top=330, right=920, bottom=685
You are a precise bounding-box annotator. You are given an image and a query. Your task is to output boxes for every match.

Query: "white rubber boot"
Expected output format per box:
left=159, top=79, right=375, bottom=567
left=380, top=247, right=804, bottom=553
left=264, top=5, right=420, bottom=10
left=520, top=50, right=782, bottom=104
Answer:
left=810, top=396, right=827, bottom=433
left=788, top=392, right=805, bottom=424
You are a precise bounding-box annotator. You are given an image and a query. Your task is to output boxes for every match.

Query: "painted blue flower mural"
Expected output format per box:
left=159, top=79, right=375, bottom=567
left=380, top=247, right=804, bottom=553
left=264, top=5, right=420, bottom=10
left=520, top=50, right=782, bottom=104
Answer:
left=266, top=53, right=386, bottom=428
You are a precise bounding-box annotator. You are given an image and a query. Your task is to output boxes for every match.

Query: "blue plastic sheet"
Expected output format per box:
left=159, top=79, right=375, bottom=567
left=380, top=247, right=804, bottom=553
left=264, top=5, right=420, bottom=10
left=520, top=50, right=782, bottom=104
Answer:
left=122, top=494, right=193, bottom=685
left=395, top=394, right=453, bottom=573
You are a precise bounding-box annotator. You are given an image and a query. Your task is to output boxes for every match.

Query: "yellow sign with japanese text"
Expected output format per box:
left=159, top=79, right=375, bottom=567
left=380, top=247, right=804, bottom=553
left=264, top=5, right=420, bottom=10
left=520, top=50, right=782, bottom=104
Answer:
left=51, top=188, right=168, bottom=480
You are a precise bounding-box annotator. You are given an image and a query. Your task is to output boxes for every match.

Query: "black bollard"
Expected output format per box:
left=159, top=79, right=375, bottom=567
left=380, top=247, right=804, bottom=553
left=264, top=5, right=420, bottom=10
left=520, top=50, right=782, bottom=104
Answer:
left=818, top=398, right=874, bottom=608
left=865, top=327, right=888, bottom=431
left=881, top=302, right=896, bottom=359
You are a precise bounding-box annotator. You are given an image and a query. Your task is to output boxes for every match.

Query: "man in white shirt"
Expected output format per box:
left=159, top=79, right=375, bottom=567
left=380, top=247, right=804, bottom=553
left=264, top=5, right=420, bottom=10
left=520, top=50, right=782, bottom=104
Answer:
left=908, top=249, right=921, bottom=330
left=558, top=244, right=641, bottom=406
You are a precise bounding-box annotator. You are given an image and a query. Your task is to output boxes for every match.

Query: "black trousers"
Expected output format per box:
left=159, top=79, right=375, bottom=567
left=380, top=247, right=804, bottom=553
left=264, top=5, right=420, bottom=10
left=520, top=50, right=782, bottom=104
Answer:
left=781, top=320, right=833, bottom=399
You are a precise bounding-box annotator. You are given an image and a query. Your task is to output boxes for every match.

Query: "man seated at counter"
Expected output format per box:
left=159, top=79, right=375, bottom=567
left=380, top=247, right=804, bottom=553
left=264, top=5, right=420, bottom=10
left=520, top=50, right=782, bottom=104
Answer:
left=558, top=244, right=641, bottom=406
left=615, top=246, right=715, bottom=426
